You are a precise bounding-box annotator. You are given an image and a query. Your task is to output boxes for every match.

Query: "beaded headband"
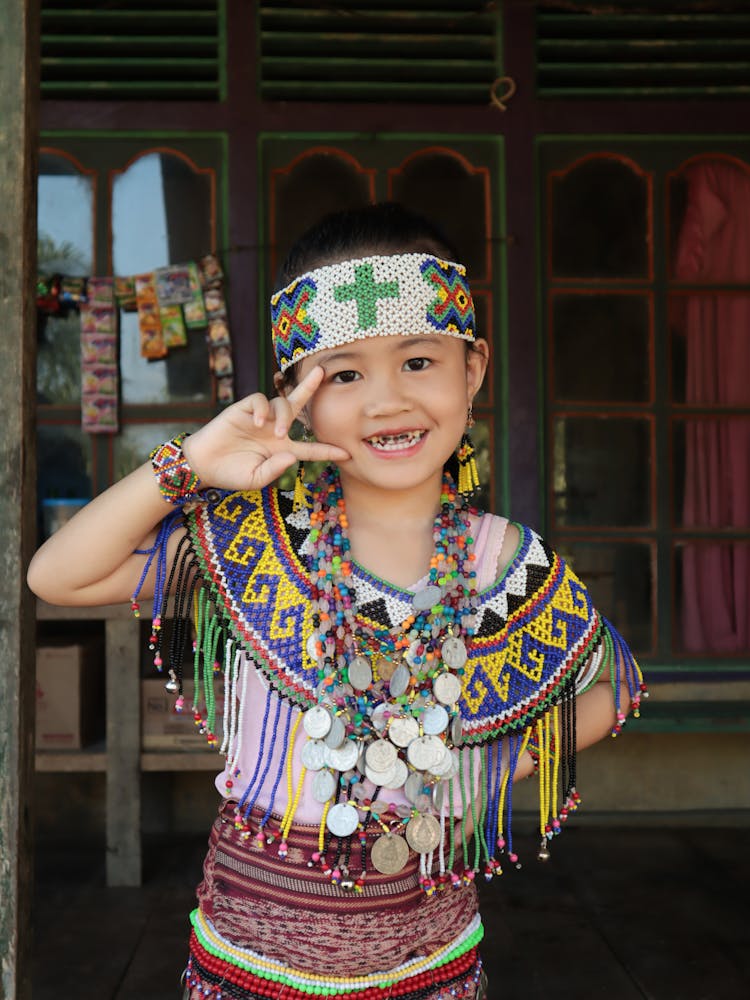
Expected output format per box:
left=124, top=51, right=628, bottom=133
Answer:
left=270, top=252, right=475, bottom=372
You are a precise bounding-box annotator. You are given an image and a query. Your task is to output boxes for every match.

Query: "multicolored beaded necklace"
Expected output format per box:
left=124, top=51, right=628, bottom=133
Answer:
left=300, top=465, right=479, bottom=891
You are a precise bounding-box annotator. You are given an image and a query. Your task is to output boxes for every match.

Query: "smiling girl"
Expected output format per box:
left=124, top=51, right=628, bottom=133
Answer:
left=28, top=202, right=644, bottom=999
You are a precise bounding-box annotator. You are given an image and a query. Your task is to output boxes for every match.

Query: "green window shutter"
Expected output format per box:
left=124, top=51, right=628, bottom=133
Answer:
left=537, top=4, right=750, bottom=99
left=41, top=1, right=225, bottom=100
left=259, top=1, right=500, bottom=103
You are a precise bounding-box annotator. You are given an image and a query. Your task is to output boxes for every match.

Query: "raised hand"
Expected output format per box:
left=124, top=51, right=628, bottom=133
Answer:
left=182, top=365, right=348, bottom=491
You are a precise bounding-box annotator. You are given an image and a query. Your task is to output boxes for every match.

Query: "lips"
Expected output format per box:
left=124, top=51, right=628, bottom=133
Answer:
left=365, top=430, right=426, bottom=452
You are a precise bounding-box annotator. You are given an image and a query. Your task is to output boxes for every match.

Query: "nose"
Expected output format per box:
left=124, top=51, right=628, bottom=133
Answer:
left=362, top=373, right=413, bottom=419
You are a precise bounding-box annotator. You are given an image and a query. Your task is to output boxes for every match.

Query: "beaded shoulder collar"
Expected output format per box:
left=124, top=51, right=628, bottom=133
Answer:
left=176, top=486, right=629, bottom=744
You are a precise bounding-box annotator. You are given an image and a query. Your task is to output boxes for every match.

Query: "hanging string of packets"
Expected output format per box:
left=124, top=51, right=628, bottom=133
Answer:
left=35, top=252, right=235, bottom=435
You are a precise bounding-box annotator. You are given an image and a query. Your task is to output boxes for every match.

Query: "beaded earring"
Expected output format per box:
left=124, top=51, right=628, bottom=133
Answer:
left=293, top=422, right=313, bottom=511
left=456, top=404, right=480, bottom=498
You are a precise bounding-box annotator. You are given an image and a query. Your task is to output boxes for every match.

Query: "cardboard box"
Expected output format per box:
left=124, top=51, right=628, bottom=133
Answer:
left=36, top=641, right=105, bottom=750
left=141, top=678, right=225, bottom=751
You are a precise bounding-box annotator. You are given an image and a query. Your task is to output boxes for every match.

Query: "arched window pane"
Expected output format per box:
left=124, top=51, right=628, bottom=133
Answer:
left=112, top=152, right=214, bottom=404
left=38, top=152, right=94, bottom=275
left=270, top=151, right=372, bottom=282
left=390, top=151, right=488, bottom=280
left=551, top=157, right=649, bottom=279
left=37, top=152, right=95, bottom=405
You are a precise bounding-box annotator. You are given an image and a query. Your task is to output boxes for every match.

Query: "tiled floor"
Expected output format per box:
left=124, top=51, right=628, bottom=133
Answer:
left=32, top=818, right=750, bottom=999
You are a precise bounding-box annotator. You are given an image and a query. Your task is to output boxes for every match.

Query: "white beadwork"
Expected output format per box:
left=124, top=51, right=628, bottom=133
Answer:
left=271, top=253, right=475, bottom=372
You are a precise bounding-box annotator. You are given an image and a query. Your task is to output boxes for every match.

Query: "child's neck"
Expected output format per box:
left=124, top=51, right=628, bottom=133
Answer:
left=337, top=470, right=444, bottom=590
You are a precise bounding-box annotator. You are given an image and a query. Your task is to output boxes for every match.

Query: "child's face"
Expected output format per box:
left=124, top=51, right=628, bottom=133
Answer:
left=293, top=334, right=488, bottom=495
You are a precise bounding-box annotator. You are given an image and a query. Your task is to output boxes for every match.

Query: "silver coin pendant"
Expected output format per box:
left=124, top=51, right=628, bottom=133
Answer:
left=326, top=802, right=359, bottom=838
left=388, top=663, right=410, bottom=698
left=365, top=738, right=397, bottom=773
left=348, top=655, right=372, bottom=691
left=412, top=585, right=442, bottom=612
left=301, top=738, right=327, bottom=771
left=312, top=769, right=337, bottom=803
left=388, top=715, right=419, bottom=748
left=303, top=705, right=332, bottom=739
left=441, top=636, right=468, bottom=669
left=433, top=672, right=462, bottom=706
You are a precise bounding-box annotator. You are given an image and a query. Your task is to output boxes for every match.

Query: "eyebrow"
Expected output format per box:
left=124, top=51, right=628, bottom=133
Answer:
left=319, top=336, right=443, bottom=366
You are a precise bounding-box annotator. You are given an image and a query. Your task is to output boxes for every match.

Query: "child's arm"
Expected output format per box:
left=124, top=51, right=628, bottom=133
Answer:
left=493, top=523, right=632, bottom=780
left=27, top=366, right=348, bottom=608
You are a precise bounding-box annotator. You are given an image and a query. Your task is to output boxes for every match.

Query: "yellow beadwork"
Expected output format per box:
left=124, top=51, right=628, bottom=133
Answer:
left=278, top=712, right=307, bottom=840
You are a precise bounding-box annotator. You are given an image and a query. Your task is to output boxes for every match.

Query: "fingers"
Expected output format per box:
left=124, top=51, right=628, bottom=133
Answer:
left=252, top=450, right=298, bottom=486
left=293, top=440, right=350, bottom=463
left=285, top=365, right=325, bottom=419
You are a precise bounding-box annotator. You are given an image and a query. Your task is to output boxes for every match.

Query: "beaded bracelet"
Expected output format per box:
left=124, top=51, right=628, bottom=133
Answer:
left=149, top=433, right=203, bottom=505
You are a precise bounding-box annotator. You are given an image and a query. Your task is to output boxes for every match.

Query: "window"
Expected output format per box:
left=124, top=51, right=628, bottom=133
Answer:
left=540, top=140, right=750, bottom=670
left=36, top=135, right=226, bottom=526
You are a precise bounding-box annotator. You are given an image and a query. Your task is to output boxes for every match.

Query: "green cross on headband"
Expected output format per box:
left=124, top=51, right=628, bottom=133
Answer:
left=333, top=262, right=399, bottom=329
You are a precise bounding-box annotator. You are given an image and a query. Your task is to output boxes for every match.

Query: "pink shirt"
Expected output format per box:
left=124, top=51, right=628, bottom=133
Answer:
left=215, top=512, right=510, bottom=822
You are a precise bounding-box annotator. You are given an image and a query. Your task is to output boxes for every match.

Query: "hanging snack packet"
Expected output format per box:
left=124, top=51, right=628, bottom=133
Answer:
left=183, top=261, right=208, bottom=329
left=135, top=272, right=167, bottom=360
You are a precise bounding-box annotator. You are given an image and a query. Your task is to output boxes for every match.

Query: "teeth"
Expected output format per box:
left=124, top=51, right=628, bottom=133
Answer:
left=367, top=431, right=424, bottom=452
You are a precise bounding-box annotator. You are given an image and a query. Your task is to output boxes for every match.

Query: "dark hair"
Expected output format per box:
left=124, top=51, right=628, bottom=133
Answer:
left=276, top=201, right=460, bottom=289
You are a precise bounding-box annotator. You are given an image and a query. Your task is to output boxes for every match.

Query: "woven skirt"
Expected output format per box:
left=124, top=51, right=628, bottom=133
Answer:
left=183, top=800, right=485, bottom=1000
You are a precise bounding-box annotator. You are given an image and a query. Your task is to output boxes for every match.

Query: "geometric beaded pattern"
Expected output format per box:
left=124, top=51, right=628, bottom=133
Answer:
left=269, top=276, right=320, bottom=371
left=420, top=256, right=475, bottom=337
left=270, top=253, right=475, bottom=372
left=149, top=432, right=202, bottom=504
left=185, top=488, right=617, bottom=744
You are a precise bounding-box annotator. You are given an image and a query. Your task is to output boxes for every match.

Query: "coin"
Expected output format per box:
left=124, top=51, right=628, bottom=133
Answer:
left=381, top=757, right=408, bottom=790
left=303, top=705, right=332, bottom=739
left=365, top=739, right=397, bottom=773
left=442, top=749, right=460, bottom=781
left=388, top=663, right=410, bottom=698
left=412, top=585, right=442, bottom=612
left=450, top=713, right=463, bottom=746
left=326, top=802, right=359, bottom=838
left=407, top=734, right=446, bottom=771
left=428, top=745, right=456, bottom=778
left=312, top=769, right=337, bottom=803
left=441, top=636, right=468, bottom=669
left=371, top=703, right=389, bottom=732
left=406, top=813, right=442, bottom=853
left=432, top=782, right=445, bottom=812
left=301, top=738, right=327, bottom=771
left=370, top=833, right=410, bottom=875
left=404, top=772, right=425, bottom=804
left=421, top=704, right=449, bottom=736
left=306, top=633, right=319, bottom=661
left=374, top=655, right=397, bottom=682
left=388, top=715, right=419, bottom=748
left=325, top=739, right=359, bottom=772
left=433, top=672, right=462, bottom=706
left=348, top=655, right=372, bottom=691
left=324, top=714, right=346, bottom=749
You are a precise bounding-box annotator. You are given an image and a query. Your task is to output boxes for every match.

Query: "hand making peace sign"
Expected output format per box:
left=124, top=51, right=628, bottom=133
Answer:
left=181, top=365, right=348, bottom=492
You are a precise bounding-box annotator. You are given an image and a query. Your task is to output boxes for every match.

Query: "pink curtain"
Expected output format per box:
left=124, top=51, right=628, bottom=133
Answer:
left=674, top=158, right=750, bottom=653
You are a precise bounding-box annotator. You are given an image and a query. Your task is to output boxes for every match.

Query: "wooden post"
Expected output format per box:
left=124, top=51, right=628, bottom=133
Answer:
left=106, top=617, right=142, bottom=886
left=0, top=2, right=39, bottom=997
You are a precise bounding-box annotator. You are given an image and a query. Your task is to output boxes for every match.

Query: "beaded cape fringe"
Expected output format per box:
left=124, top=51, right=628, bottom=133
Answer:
left=131, top=482, right=645, bottom=883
